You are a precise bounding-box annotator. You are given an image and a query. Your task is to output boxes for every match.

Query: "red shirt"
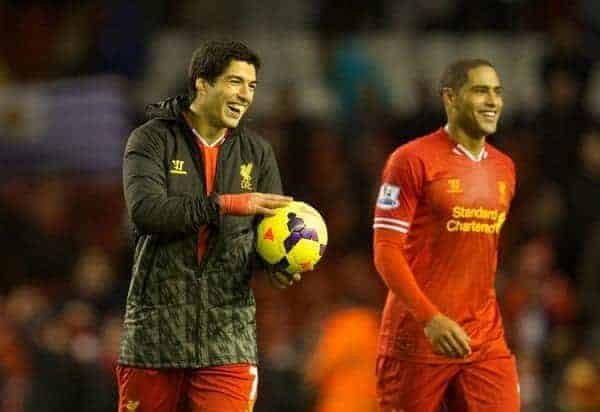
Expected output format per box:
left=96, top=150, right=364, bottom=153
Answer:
left=373, top=127, right=516, bottom=363
left=184, top=113, right=226, bottom=262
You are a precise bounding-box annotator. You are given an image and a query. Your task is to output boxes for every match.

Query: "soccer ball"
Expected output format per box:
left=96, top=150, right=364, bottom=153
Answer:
left=256, top=201, right=327, bottom=274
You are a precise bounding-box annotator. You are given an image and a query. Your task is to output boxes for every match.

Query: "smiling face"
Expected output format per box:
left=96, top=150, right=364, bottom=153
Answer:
left=447, top=65, right=503, bottom=138
left=196, top=59, right=257, bottom=129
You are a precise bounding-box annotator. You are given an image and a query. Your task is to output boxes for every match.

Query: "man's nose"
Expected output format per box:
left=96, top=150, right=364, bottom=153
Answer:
left=486, top=91, right=500, bottom=106
left=238, top=84, right=252, bottom=102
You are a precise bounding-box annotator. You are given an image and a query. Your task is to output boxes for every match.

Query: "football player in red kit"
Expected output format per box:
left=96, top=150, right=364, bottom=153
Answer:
left=373, top=59, right=519, bottom=412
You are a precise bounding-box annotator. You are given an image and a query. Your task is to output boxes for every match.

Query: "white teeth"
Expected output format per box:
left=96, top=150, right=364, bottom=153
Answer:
left=227, top=103, right=244, bottom=113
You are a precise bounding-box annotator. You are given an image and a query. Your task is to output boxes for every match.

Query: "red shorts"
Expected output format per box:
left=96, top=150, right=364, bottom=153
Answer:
left=376, top=355, right=520, bottom=412
left=116, top=363, right=258, bottom=412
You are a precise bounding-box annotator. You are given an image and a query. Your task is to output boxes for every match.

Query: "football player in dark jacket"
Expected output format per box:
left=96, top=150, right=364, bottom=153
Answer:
left=117, top=40, right=296, bottom=412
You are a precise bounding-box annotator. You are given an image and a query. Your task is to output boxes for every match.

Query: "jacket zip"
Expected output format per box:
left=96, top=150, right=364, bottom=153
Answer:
left=177, top=115, right=239, bottom=365
left=177, top=116, right=211, bottom=365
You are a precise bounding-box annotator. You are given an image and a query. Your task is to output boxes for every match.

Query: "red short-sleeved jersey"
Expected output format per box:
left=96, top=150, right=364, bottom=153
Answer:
left=373, top=127, right=516, bottom=363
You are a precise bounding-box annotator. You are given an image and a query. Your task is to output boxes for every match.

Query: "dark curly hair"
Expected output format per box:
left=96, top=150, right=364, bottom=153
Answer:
left=188, top=40, right=261, bottom=101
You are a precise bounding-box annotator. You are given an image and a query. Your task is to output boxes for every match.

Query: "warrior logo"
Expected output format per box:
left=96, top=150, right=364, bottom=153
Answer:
left=447, top=178, right=463, bottom=194
left=170, top=160, right=187, bottom=175
left=126, top=400, right=140, bottom=411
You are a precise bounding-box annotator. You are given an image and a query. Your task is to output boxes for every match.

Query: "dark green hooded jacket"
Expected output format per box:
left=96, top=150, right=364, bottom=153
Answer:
left=118, top=96, right=282, bottom=368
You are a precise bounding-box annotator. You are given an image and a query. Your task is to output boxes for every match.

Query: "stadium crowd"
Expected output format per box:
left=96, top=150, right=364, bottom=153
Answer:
left=1, top=0, right=600, bottom=411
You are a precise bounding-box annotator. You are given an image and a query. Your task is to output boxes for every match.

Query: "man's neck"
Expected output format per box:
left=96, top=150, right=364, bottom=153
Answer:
left=446, top=122, right=486, bottom=158
left=187, top=102, right=226, bottom=145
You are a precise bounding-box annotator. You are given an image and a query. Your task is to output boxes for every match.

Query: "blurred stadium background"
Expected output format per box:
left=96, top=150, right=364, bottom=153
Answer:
left=1, top=0, right=600, bottom=411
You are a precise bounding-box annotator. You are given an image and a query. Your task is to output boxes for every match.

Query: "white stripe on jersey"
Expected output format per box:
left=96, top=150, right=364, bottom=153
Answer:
left=374, top=217, right=410, bottom=227
left=249, top=365, right=258, bottom=400
left=455, top=144, right=487, bottom=162
left=373, top=223, right=409, bottom=234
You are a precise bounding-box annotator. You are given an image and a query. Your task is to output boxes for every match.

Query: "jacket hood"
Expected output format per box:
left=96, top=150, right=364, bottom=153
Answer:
left=145, top=95, right=190, bottom=120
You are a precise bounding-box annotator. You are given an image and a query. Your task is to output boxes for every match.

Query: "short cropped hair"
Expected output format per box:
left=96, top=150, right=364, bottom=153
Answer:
left=188, top=40, right=261, bottom=100
left=439, top=59, right=494, bottom=96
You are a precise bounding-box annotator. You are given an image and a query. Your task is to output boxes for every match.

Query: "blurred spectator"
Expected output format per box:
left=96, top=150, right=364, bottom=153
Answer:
left=541, top=21, right=593, bottom=102
left=581, top=0, right=600, bottom=60
left=23, top=302, right=120, bottom=411
left=394, top=77, right=445, bottom=144
left=502, top=239, right=577, bottom=352
left=450, top=0, right=523, bottom=32
left=305, top=306, right=380, bottom=412
left=316, top=0, right=387, bottom=35
left=260, top=84, right=316, bottom=201
left=534, top=20, right=594, bottom=190
left=79, top=314, right=122, bottom=411
left=578, top=220, right=600, bottom=328
left=300, top=130, right=352, bottom=213
left=69, top=247, right=125, bottom=313
left=408, top=1, right=457, bottom=31
left=533, top=67, right=590, bottom=187
left=0, top=316, right=30, bottom=412
left=4, top=286, right=49, bottom=331
left=512, top=181, right=565, bottom=242
left=253, top=275, right=312, bottom=412
left=525, top=0, right=581, bottom=32
left=0, top=177, right=78, bottom=290
left=25, top=331, right=87, bottom=412
left=82, top=1, right=153, bottom=80
left=500, top=238, right=578, bottom=411
left=558, top=353, right=600, bottom=411
left=324, top=38, right=388, bottom=131
left=0, top=2, right=60, bottom=81
left=164, top=0, right=242, bottom=31
left=517, top=351, right=544, bottom=411
left=559, top=126, right=600, bottom=275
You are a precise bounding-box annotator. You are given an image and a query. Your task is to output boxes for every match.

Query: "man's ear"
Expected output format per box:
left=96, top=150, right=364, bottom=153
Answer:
left=442, top=88, right=460, bottom=114
left=441, top=87, right=455, bottom=107
left=195, top=78, right=208, bottom=97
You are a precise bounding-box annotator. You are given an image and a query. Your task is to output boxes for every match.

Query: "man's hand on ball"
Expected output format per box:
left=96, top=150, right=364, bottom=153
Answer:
left=268, top=271, right=301, bottom=289
left=219, top=193, right=292, bottom=216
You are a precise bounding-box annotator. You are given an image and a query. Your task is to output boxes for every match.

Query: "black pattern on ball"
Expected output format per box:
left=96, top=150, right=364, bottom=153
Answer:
left=283, top=213, right=320, bottom=253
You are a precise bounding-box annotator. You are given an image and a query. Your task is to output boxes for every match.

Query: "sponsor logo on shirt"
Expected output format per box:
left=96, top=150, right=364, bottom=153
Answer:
left=446, top=206, right=506, bottom=234
left=240, top=162, right=254, bottom=191
left=377, top=184, right=400, bottom=209
left=169, top=160, right=187, bottom=175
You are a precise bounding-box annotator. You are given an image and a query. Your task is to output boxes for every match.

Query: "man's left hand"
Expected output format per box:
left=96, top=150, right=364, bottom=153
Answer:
left=268, top=271, right=301, bottom=289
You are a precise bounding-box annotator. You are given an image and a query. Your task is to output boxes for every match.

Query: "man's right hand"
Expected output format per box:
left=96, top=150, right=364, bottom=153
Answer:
left=219, top=193, right=293, bottom=216
left=424, top=314, right=471, bottom=358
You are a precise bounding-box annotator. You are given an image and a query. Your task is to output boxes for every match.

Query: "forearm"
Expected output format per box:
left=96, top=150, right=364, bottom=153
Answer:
left=123, top=142, right=219, bottom=235
left=373, top=233, right=439, bottom=324
left=128, top=189, right=219, bottom=235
